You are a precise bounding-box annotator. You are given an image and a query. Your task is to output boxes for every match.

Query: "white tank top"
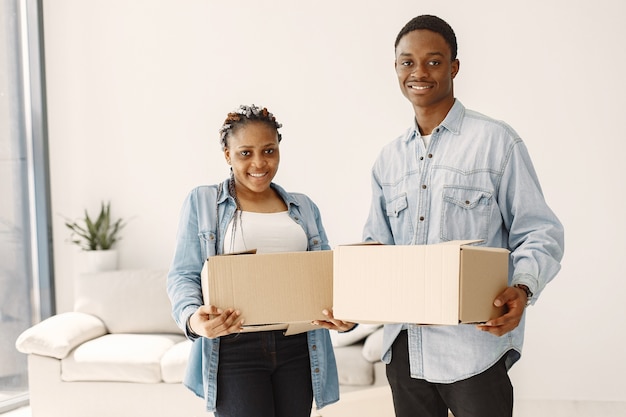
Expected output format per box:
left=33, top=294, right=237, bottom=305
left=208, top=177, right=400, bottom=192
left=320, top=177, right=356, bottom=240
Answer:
left=223, top=210, right=308, bottom=254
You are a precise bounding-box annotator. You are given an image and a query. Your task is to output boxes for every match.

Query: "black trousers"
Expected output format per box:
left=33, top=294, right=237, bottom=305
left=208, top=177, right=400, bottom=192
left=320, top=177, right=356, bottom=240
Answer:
left=215, top=331, right=313, bottom=417
left=386, top=330, right=513, bottom=417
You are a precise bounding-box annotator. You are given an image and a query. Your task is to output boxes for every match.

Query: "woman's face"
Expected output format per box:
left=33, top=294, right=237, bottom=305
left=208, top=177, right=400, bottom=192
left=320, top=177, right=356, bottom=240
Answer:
left=224, top=121, right=280, bottom=196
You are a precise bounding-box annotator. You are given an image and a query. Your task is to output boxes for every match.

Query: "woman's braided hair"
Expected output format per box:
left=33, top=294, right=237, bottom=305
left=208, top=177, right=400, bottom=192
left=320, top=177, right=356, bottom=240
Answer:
left=219, top=104, right=283, bottom=150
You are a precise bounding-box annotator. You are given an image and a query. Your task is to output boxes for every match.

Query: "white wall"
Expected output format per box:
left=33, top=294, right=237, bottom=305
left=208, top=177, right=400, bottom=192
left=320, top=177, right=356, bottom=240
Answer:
left=43, top=0, right=626, bottom=403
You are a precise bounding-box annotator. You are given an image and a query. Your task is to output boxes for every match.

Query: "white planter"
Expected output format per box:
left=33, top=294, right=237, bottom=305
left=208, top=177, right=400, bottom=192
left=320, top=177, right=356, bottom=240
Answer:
left=83, top=249, right=118, bottom=273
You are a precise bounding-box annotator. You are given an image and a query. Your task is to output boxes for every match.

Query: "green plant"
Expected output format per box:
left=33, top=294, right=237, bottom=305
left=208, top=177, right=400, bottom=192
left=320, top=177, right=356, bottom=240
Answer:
left=64, top=201, right=125, bottom=251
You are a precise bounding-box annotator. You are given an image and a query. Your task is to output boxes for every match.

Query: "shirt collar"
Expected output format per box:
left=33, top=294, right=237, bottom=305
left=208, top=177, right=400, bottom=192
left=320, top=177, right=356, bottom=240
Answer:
left=440, top=99, right=464, bottom=135
left=405, top=99, right=465, bottom=143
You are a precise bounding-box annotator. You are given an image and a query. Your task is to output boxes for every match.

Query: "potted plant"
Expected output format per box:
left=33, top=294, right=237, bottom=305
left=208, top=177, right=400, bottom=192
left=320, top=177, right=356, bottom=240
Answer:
left=64, top=201, right=125, bottom=272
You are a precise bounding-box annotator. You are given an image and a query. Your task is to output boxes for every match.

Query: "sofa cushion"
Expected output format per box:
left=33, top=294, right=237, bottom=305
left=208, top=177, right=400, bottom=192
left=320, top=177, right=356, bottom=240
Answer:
left=15, top=312, right=107, bottom=359
left=61, top=333, right=186, bottom=383
left=330, top=323, right=381, bottom=347
left=74, top=269, right=182, bottom=334
left=362, top=326, right=384, bottom=362
left=333, top=343, right=374, bottom=386
left=161, top=339, right=192, bottom=383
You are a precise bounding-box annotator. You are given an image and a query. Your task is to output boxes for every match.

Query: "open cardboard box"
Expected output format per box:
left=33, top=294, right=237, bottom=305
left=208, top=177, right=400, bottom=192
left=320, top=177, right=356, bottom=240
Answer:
left=201, top=250, right=333, bottom=335
left=332, top=240, right=509, bottom=326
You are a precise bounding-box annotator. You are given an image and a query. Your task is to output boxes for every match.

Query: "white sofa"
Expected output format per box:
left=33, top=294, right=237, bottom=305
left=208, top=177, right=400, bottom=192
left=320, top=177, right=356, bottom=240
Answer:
left=331, top=324, right=387, bottom=393
left=15, top=269, right=206, bottom=417
left=15, top=269, right=387, bottom=417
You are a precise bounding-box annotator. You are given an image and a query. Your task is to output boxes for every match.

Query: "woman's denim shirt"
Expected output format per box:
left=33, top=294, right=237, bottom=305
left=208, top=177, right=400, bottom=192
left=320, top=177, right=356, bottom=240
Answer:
left=363, top=100, right=564, bottom=383
left=167, top=180, right=339, bottom=412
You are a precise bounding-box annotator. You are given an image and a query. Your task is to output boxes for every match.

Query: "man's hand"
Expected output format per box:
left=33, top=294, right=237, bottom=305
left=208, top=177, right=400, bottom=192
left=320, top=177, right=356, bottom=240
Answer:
left=189, top=305, right=244, bottom=339
left=476, top=286, right=528, bottom=336
left=312, top=309, right=357, bottom=332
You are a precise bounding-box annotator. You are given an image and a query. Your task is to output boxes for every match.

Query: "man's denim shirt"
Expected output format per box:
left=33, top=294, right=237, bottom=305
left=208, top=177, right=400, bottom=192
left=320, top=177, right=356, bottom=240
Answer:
left=166, top=180, right=339, bottom=412
left=363, top=99, right=564, bottom=383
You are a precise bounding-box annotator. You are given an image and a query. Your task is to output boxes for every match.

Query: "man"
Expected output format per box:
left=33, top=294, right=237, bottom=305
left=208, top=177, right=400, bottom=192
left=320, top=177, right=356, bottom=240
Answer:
left=362, top=15, right=564, bottom=417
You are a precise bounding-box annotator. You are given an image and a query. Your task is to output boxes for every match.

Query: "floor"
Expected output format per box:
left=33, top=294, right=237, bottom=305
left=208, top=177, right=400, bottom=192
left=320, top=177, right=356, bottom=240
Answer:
left=3, top=386, right=626, bottom=417
left=315, top=386, right=626, bottom=417
left=0, top=408, right=28, bottom=417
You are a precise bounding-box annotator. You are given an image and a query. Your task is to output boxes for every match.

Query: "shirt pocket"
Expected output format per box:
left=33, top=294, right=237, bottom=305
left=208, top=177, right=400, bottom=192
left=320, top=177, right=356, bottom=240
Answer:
left=441, top=186, right=492, bottom=242
left=386, top=193, right=408, bottom=217
left=385, top=193, right=414, bottom=243
left=199, top=231, right=218, bottom=259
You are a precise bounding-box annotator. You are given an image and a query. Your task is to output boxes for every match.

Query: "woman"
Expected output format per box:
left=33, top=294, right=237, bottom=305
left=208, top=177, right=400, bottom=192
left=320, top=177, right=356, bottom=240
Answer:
left=167, top=104, right=353, bottom=417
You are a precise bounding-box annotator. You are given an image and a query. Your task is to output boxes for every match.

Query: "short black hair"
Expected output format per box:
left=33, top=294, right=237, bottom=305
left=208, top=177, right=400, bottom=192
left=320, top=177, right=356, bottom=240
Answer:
left=394, top=15, right=458, bottom=60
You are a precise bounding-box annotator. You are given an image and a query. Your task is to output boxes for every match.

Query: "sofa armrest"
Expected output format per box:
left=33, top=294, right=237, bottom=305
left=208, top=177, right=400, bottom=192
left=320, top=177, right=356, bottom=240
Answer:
left=362, top=326, right=384, bottom=362
left=15, top=311, right=107, bottom=359
left=330, top=324, right=381, bottom=347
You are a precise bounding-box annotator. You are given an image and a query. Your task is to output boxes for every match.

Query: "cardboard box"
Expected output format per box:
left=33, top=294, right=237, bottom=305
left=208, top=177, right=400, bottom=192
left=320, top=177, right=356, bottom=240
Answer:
left=201, top=250, right=333, bottom=335
left=332, top=240, right=509, bottom=325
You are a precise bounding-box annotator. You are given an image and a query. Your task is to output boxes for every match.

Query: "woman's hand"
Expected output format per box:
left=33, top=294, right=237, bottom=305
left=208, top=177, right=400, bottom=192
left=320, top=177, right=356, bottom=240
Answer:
left=189, top=305, right=244, bottom=339
left=312, top=308, right=356, bottom=332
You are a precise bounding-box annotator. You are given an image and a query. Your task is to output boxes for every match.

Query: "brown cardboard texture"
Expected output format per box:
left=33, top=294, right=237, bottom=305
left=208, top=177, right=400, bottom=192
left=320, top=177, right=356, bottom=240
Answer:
left=201, top=251, right=333, bottom=335
left=333, top=240, right=509, bottom=325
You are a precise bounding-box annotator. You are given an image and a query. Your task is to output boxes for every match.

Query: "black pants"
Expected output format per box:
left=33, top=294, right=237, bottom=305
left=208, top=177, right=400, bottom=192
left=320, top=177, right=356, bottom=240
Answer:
left=215, top=330, right=313, bottom=417
left=386, top=330, right=513, bottom=417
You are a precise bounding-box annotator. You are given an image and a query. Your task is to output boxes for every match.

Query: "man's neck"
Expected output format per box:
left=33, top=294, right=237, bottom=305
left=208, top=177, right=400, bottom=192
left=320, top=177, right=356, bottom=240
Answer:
left=413, top=99, right=455, bottom=136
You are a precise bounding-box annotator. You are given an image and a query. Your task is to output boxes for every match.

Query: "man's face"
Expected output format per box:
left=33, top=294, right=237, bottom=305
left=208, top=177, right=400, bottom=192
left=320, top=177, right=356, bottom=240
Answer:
left=395, top=29, right=459, bottom=111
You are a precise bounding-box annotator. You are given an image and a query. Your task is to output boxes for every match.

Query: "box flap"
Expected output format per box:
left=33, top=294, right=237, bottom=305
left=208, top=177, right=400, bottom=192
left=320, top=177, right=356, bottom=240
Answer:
left=218, top=249, right=258, bottom=256
left=458, top=245, right=509, bottom=323
left=233, top=321, right=319, bottom=336
left=337, top=241, right=383, bottom=247
left=439, top=239, right=484, bottom=247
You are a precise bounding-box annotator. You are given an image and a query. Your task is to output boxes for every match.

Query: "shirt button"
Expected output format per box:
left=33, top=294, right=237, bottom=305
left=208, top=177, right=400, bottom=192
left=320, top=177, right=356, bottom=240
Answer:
left=428, top=154, right=433, bottom=158
left=312, top=239, right=318, bottom=245
left=419, top=156, right=424, bottom=160
left=314, top=368, right=320, bottom=373
left=421, top=184, right=427, bottom=189
left=465, top=200, right=470, bottom=205
left=419, top=216, right=425, bottom=221
left=312, top=345, right=317, bottom=351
